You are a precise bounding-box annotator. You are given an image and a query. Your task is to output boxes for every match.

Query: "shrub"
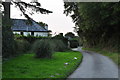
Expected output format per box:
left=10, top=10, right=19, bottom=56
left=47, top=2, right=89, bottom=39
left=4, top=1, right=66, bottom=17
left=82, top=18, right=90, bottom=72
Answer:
left=2, top=25, right=16, bottom=58
left=14, top=35, right=51, bottom=43
left=15, top=40, right=31, bottom=54
left=32, top=40, right=53, bottom=58
left=51, top=39, right=68, bottom=52
left=69, top=40, right=79, bottom=48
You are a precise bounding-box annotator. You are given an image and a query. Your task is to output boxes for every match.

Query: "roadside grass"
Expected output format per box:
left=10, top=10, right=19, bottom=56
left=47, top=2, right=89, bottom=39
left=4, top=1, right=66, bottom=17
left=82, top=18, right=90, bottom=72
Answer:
left=3, top=51, right=82, bottom=78
left=83, top=48, right=119, bottom=66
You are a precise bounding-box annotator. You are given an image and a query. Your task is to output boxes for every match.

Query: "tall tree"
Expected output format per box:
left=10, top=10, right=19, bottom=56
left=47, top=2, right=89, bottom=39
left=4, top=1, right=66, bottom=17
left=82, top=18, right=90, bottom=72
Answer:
left=64, top=2, right=120, bottom=52
left=65, top=32, right=75, bottom=38
left=2, top=0, right=52, bottom=58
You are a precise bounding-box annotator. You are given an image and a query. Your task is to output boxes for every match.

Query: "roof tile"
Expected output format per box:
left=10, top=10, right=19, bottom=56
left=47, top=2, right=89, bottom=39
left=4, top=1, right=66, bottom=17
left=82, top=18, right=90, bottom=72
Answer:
left=11, top=19, right=50, bottom=32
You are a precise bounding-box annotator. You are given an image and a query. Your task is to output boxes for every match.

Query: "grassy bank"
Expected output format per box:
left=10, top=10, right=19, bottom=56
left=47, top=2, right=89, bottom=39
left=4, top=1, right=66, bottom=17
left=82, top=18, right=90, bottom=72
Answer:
left=3, top=51, right=82, bottom=78
left=83, top=48, right=119, bottom=66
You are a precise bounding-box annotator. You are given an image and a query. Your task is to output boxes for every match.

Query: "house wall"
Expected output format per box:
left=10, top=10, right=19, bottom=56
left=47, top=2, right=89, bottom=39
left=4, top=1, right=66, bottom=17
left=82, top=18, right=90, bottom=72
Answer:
left=24, top=32, right=31, bottom=36
left=34, top=32, right=48, bottom=37
left=13, top=32, right=20, bottom=34
left=13, top=31, right=48, bottom=37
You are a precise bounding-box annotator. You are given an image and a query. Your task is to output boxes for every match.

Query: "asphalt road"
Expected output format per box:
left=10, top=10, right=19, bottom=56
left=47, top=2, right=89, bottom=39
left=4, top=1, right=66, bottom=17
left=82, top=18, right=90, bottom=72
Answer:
left=0, top=27, right=1, bottom=79
left=67, top=48, right=118, bottom=79
left=118, top=66, right=120, bottom=80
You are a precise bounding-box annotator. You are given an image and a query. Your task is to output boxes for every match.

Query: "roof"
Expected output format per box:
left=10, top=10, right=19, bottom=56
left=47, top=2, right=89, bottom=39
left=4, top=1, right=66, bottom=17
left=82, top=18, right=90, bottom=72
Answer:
left=11, top=19, right=51, bottom=32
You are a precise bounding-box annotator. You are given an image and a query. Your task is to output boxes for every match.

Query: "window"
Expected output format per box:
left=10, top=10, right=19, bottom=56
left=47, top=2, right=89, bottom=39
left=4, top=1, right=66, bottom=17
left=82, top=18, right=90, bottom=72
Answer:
left=21, top=32, right=23, bottom=35
left=31, top=32, right=34, bottom=36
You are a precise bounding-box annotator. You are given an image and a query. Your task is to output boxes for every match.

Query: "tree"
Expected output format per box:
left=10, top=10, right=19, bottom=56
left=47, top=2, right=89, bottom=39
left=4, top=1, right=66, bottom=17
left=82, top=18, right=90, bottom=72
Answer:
left=2, top=0, right=52, bottom=58
left=37, top=21, right=48, bottom=27
left=2, top=0, right=52, bottom=21
left=65, top=32, right=75, bottom=38
left=53, top=33, right=64, bottom=39
left=64, top=2, right=120, bottom=52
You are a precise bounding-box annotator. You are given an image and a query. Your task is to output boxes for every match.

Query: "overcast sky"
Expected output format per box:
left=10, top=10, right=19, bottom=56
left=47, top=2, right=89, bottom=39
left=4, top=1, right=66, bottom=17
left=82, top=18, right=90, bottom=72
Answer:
left=10, top=0, right=77, bottom=36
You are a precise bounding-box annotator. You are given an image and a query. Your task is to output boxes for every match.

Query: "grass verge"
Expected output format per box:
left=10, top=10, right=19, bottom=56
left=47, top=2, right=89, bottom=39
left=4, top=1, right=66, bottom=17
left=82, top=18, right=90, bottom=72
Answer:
left=3, top=51, right=82, bottom=78
left=83, top=48, right=119, bottom=66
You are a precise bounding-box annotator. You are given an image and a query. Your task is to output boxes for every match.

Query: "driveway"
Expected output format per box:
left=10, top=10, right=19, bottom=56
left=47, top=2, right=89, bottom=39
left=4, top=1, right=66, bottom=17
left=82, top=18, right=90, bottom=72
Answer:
left=0, top=27, right=1, bottom=79
left=67, top=47, right=118, bottom=79
left=118, top=66, right=120, bottom=80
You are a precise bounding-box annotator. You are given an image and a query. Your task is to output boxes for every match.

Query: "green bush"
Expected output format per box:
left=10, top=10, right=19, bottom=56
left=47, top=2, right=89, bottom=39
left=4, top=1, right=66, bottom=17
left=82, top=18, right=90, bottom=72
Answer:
left=51, top=39, right=68, bottom=52
left=14, top=34, right=51, bottom=43
left=2, top=25, right=16, bottom=58
left=32, top=40, right=53, bottom=58
left=69, top=40, right=79, bottom=48
left=15, top=40, right=31, bottom=54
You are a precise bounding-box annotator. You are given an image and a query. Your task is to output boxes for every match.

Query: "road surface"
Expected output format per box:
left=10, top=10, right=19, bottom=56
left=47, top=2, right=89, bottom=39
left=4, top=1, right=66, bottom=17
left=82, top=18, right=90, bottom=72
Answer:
left=0, top=27, right=1, bottom=56
left=67, top=47, right=118, bottom=79
left=118, top=66, right=120, bottom=80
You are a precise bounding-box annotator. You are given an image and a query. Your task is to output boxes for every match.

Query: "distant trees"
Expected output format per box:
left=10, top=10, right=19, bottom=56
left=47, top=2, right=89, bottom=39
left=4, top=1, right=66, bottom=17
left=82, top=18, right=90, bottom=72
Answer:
left=65, top=32, right=75, bottom=39
left=38, top=22, right=48, bottom=27
left=64, top=2, right=120, bottom=52
left=53, top=33, right=68, bottom=47
left=53, top=33, right=64, bottom=39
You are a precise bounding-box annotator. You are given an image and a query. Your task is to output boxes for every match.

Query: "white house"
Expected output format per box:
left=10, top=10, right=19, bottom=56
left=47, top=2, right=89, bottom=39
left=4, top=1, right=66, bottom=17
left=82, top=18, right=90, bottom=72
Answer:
left=11, top=19, right=51, bottom=37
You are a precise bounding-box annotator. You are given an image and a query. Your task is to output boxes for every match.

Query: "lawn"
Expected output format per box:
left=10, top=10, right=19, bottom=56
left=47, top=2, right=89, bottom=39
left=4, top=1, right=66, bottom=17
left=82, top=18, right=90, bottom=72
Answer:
left=83, top=48, right=119, bottom=66
left=3, top=51, right=82, bottom=78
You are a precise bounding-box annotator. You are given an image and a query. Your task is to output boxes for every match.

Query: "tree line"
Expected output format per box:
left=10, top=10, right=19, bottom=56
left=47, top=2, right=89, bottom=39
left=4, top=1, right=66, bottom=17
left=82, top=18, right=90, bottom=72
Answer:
left=64, top=2, right=120, bottom=52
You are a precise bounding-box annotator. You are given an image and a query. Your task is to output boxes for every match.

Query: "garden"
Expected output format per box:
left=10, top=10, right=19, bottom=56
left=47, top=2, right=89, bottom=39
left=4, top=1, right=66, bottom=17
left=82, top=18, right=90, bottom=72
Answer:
left=3, top=34, right=82, bottom=79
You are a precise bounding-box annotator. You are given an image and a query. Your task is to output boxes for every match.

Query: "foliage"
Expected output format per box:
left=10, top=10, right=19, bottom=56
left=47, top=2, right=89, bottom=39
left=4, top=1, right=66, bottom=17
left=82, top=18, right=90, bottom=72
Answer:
left=3, top=51, right=82, bottom=78
left=14, top=34, right=51, bottom=43
left=2, top=1, right=52, bottom=21
left=83, top=48, right=119, bottom=66
left=69, top=40, right=79, bottom=48
left=32, top=40, right=53, bottom=58
left=64, top=2, right=120, bottom=52
left=53, top=33, right=64, bottom=39
left=2, top=19, right=16, bottom=58
left=51, top=39, right=67, bottom=52
left=15, top=40, right=31, bottom=54
left=53, top=33, right=68, bottom=47
left=65, top=32, right=75, bottom=38
left=37, top=21, right=48, bottom=27
left=64, top=32, right=79, bottom=48
left=2, top=1, right=52, bottom=58
left=14, top=34, right=68, bottom=52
